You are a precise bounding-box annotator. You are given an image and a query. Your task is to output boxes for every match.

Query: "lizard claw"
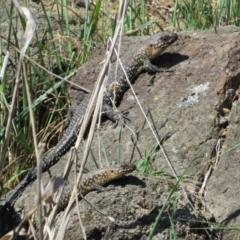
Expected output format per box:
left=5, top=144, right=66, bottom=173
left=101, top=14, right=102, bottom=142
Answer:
left=114, top=110, right=130, bottom=128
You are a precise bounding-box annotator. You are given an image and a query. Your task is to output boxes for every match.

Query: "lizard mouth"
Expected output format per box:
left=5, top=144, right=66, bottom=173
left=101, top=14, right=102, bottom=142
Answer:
left=115, top=162, right=137, bottom=173
left=159, top=32, right=178, bottom=48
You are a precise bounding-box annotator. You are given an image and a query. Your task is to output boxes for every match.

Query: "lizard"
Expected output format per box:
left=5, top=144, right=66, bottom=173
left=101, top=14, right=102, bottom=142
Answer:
left=0, top=31, right=178, bottom=215
left=57, top=162, right=136, bottom=212
left=7, top=163, right=136, bottom=240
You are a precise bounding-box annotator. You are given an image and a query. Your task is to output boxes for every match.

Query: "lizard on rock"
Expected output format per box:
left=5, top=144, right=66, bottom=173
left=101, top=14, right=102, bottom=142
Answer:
left=0, top=31, right=178, bottom=215
left=7, top=163, right=136, bottom=240
left=57, top=162, right=136, bottom=212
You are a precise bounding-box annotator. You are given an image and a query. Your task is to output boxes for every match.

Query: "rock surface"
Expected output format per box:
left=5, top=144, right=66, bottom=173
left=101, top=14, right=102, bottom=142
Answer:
left=1, top=2, right=240, bottom=238
left=68, top=25, right=240, bottom=239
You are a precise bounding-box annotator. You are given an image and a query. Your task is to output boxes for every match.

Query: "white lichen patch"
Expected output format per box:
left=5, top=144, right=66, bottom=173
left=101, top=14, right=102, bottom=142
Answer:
left=179, top=82, right=210, bottom=107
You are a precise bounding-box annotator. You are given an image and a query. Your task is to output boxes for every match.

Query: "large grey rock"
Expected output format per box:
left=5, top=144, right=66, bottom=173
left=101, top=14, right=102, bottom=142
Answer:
left=69, top=25, right=240, bottom=239
left=2, top=25, right=240, bottom=239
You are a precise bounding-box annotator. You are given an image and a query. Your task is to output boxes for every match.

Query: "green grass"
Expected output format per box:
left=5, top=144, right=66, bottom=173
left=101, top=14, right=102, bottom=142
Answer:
left=136, top=144, right=158, bottom=174
left=172, top=0, right=240, bottom=31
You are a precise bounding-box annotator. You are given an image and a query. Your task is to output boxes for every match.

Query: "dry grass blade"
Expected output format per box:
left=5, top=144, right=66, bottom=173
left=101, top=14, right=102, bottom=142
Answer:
left=0, top=229, right=28, bottom=240
left=20, top=8, right=36, bottom=56
left=0, top=2, right=36, bottom=181
left=41, top=147, right=81, bottom=239
left=199, top=139, right=222, bottom=197
left=55, top=1, right=130, bottom=239
left=108, top=34, right=195, bottom=212
left=16, top=5, right=48, bottom=239
left=3, top=176, right=64, bottom=240
left=0, top=51, right=9, bottom=82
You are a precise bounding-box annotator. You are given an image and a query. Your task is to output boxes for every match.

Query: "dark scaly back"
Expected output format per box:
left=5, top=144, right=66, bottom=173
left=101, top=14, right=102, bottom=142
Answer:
left=103, top=32, right=178, bottom=106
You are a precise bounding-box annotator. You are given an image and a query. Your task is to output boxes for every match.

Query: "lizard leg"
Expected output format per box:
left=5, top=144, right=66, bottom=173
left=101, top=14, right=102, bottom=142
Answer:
left=145, top=61, right=172, bottom=73
left=93, top=183, right=113, bottom=192
left=64, top=105, right=76, bottom=129
left=102, top=103, right=130, bottom=126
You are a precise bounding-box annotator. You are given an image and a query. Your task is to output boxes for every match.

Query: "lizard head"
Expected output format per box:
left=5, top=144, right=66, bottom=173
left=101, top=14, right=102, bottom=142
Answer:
left=147, top=31, right=178, bottom=60
left=105, top=162, right=136, bottom=180
left=91, top=162, right=136, bottom=186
